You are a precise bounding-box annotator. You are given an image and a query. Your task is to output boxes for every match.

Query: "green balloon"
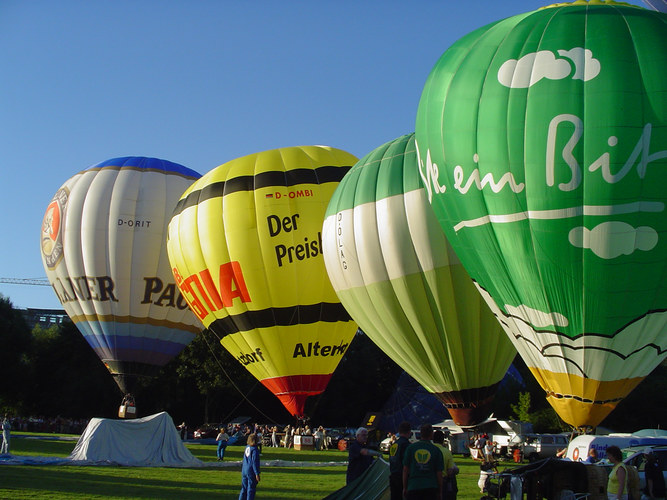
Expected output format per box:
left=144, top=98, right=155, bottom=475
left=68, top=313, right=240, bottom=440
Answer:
left=415, top=1, right=667, bottom=428
left=322, top=134, right=516, bottom=426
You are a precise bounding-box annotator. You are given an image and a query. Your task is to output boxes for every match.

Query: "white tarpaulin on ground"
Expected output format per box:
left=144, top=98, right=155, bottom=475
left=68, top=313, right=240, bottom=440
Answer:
left=69, top=412, right=203, bottom=467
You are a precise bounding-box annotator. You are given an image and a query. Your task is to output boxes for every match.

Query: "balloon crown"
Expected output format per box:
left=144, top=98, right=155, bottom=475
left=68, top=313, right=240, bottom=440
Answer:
left=541, top=0, right=641, bottom=9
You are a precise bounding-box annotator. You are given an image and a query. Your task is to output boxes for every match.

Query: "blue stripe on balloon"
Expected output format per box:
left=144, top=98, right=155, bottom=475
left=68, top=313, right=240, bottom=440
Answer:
left=83, top=333, right=190, bottom=355
left=75, top=321, right=196, bottom=365
left=87, top=156, right=201, bottom=179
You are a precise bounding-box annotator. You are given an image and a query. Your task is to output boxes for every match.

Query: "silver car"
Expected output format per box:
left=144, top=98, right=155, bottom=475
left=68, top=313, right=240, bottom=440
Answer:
left=621, top=445, right=667, bottom=490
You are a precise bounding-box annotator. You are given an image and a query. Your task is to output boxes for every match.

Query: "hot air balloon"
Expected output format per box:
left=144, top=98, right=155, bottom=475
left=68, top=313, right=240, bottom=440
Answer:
left=322, top=134, right=516, bottom=426
left=166, top=146, right=358, bottom=418
left=415, top=1, right=667, bottom=428
left=40, top=157, right=202, bottom=399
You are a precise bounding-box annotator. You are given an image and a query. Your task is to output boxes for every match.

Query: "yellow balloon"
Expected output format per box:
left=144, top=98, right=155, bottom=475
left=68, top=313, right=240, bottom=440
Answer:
left=167, top=146, right=359, bottom=416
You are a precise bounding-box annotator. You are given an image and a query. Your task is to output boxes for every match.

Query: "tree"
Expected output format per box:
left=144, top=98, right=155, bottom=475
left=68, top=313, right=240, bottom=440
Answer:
left=511, top=392, right=532, bottom=423
left=0, top=295, right=32, bottom=413
left=4, top=291, right=663, bottom=432
left=309, top=331, right=402, bottom=426
left=602, top=362, right=667, bottom=431
left=133, top=328, right=291, bottom=426
left=26, top=320, right=118, bottom=418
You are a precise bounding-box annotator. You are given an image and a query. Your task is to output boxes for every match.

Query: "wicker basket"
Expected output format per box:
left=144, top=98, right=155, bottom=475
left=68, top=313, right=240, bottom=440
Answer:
left=585, top=464, right=608, bottom=500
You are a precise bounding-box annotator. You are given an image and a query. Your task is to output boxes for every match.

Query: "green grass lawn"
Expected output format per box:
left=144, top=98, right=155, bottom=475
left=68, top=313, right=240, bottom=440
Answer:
left=0, top=434, right=514, bottom=499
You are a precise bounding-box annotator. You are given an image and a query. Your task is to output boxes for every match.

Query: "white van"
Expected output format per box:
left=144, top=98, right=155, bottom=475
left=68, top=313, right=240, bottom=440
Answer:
left=566, top=434, right=667, bottom=462
left=379, top=430, right=421, bottom=453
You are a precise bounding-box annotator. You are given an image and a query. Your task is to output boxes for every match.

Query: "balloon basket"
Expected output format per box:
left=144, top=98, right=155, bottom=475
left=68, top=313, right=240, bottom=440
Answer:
left=118, top=405, right=136, bottom=419
left=293, top=435, right=314, bottom=451
left=118, top=394, right=137, bottom=419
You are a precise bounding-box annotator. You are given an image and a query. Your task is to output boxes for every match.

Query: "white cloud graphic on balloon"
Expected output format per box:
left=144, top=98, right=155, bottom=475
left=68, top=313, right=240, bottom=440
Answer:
left=568, top=221, right=658, bottom=259
left=498, top=48, right=600, bottom=88
left=474, top=283, right=667, bottom=380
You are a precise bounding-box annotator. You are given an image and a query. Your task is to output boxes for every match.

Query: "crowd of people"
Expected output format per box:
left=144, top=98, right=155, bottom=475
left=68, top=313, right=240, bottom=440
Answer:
left=279, top=423, right=332, bottom=450
left=348, top=421, right=460, bottom=500
left=211, top=421, right=338, bottom=451
left=0, top=414, right=89, bottom=437
left=164, top=417, right=663, bottom=500
left=207, top=421, right=338, bottom=500
left=350, top=423, right=667, bottom=500
left=467, top=432, right=495, bottom=462
left=3, top=412, right=664, bottom=500
left=187, top=420, right=337, bottom=466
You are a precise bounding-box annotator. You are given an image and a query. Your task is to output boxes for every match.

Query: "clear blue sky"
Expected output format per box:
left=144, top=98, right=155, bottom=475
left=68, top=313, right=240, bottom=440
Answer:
left=0, top=0, right=647, bottom=310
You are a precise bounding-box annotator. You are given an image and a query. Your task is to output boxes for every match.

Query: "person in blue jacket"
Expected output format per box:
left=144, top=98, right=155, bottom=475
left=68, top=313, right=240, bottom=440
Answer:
left=239, top=433, right=261, bottom=500
left=346, top=427, right=381, bottom=484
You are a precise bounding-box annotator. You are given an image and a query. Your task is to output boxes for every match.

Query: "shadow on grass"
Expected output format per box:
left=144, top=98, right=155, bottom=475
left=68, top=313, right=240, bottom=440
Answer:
left=268, top=466, right=345, bottom=476
left=0, top=465, right=347, bottom=499
left=0, top=466, right=226, bottom=499
left=11, top=439, right=76, bottom=457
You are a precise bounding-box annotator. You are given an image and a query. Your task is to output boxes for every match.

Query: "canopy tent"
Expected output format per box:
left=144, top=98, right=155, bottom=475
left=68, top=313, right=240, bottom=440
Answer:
left=69, top=412, right=203, bottom=467
left=632, top=429, right=667, bottom=438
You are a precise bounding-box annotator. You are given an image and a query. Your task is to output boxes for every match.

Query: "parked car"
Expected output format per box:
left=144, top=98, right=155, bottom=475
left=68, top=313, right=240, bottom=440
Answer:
left=520, top=433, right=569, bottom=461
left=319, top=428, right=347, bottom=450
left=379, top=430, right=421, bottom=453
left=193, top=423, right=223, bottom=440
left=325, top=427, right=357, bottom=450
left=618, top=445, right=667, bottom=490
left=493, top=433, right=523, bottom=458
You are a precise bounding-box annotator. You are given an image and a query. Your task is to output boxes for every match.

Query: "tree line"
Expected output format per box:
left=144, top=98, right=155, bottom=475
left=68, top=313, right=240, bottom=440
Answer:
left=0, top=295, right=664, bottom=432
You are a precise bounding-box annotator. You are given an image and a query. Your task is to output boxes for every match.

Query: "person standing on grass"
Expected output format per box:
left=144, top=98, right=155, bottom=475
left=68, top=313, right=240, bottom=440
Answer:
left=314, top=426, right=324, bottom=451
left=403, top=423, right=444, bottom=500
left=644, top=448, right=666, bottom=500
left=389, top=421, right=412, bottom=500
left=284, top=424, right=292, bottom=448
left=215, top=427, right=229, bottom=461
left=433, top=429, right=459, bottom=500
left=271, top=426, right=278, bottom=447
left=606, top=445, right=628, bottom=500
left=1, top=416, right=10, bottom=454
left=346, top=427, right=381, bottom=484
left=239, top=433, right=261, bottom=500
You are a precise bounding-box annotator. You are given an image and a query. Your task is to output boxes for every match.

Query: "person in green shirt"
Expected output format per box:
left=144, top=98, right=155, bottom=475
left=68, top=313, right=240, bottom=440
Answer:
left=402, top=423, right=444, bottom=500
left=389, top=421, right=412, bottom=500
left=433, top=429, right=459, bottom=500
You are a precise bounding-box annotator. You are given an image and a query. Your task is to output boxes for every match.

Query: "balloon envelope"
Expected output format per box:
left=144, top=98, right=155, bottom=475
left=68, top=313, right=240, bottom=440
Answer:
left=322, top=134, right=516, bottom=426
left=166, top=146, right=358, bottom=417
left=40, top=157, right=203, bottom=393
left=415, top=2, right=667, bottom=427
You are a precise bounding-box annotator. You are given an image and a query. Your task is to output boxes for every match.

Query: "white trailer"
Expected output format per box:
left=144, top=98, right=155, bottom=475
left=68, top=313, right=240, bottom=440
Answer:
left=566, top=432, right=667, bottom=462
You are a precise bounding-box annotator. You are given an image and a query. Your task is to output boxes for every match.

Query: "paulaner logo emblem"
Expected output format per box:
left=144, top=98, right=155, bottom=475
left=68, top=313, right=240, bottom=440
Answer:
left=41, top=187, right=68, bottom=269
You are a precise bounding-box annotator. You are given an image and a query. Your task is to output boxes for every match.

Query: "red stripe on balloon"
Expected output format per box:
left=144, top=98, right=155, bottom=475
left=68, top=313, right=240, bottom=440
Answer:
left=261, top=374, right=333, bottom=417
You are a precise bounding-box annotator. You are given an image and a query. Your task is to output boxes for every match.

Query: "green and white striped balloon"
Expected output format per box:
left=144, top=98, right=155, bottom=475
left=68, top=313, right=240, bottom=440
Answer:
left=322, top=134, right=516, bottom=426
